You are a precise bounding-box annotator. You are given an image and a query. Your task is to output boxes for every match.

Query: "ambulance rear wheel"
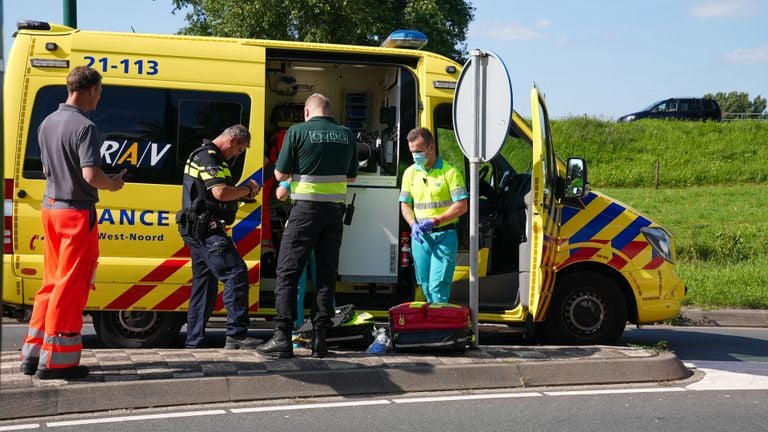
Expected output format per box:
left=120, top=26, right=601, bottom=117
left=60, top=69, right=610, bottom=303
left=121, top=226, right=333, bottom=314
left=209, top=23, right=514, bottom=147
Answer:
left=544, top=272, right=627, bottom=345
left=93, top=311, right=185, bottom=348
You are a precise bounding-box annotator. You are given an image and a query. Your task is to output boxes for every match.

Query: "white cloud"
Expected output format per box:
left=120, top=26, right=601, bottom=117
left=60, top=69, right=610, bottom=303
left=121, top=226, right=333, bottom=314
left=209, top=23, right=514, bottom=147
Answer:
left=536, top=19, right=552, bottom=29
left=724, top=45, right=768, bottom=62
left=469, top=22, right=543, bottom=42
left=690, top=0, right=759, bottom=18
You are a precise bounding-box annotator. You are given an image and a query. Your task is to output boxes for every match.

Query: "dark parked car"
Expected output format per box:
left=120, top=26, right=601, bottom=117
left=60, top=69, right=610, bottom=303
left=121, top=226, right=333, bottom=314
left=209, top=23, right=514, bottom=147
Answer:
left=619, top=97, right=722, bottom=122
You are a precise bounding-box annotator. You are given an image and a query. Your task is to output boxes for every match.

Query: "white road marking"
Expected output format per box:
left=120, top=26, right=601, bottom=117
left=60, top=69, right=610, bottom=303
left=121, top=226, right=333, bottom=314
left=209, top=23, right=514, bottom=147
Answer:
left=230, top=400, right=391, bottom=413
left=685, top=361, right=768, bottom=391
left=46, top=410, right=226, bottom=427
left=392, top=392, right=543, bottom=403
left=8, top=362, right=768, bottom=429
left=0, top=425, right=40, bottom=431
left=544, top=388, right=687, bottom=396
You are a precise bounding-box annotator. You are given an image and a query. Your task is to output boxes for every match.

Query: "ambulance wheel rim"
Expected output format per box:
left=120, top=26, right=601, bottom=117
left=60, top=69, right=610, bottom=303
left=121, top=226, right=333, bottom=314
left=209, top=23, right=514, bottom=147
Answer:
left=564, top=291, right=606, bottom=334
left=544, top=272, right=627, bottom=345
left=94, top=311, right=185, bottom=348
left=115, top=311, right=160, bottom=336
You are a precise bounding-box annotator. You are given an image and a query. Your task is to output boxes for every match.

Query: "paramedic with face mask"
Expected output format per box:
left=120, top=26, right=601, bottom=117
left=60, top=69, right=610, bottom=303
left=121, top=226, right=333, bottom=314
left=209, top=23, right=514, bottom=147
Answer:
left=399, top=127, right=468, bottom=304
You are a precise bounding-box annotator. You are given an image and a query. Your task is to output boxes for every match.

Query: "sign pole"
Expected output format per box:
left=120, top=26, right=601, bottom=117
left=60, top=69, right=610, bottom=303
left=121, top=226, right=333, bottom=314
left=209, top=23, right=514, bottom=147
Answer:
left=452, top=49, right=512, bottom=351
left=468, top=50, right=487, bottom=348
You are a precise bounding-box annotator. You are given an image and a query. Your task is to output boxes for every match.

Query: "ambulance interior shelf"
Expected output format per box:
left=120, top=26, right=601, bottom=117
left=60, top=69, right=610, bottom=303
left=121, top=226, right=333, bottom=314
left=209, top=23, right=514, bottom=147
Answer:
left=269, top=103, right=397, bottom=178
left=354, top=127, right=396, bottom=176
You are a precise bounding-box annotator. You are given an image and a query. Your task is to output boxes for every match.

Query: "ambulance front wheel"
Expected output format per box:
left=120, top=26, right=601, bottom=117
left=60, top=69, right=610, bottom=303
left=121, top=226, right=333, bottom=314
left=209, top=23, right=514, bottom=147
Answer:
left=544, top=272, right=627, bottom=345
left=92, top=311, right=185, bottom=348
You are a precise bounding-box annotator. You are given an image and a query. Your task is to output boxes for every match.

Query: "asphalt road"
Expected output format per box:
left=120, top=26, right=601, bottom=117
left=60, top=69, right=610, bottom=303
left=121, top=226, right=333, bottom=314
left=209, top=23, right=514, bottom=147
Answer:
left=620, top=325, right=768, bottom=362
left=2, top=323, right=768, bottom=431
left=3, top=387, right=766, bottom=431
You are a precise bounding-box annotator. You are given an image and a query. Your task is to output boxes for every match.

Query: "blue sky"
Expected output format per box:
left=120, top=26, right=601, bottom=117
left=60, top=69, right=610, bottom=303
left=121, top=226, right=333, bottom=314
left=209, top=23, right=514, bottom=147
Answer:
left=4, top=0, right=767, bottom=119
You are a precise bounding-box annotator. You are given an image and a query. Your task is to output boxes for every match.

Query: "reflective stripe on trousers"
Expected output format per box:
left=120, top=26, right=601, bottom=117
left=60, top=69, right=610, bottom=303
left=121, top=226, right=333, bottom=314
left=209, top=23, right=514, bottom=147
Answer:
left=20, top=208, right=98, bottom=369
left=20, top=327, right=45, bottom=359
left=39, top=333, right=83, bottom=369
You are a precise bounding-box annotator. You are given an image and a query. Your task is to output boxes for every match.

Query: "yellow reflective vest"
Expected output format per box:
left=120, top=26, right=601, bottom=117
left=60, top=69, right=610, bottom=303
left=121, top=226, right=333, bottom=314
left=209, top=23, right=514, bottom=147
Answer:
left=399, top=157, right=468, bottom=225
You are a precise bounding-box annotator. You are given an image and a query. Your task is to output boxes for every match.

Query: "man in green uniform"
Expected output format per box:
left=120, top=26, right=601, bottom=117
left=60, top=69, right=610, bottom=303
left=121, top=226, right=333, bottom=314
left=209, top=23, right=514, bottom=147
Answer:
left=257, top=94, right=357, bottom=358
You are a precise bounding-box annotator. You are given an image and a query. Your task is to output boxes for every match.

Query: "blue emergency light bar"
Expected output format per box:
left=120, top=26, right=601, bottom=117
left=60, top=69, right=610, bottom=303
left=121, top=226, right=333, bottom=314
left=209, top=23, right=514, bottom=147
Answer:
left=17, top=20, right=52, bottom=31
left=381, top=30, right=428, bottom=50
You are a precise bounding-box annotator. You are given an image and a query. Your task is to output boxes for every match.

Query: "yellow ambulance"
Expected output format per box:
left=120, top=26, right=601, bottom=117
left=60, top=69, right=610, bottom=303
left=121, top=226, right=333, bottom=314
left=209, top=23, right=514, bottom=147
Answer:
left=3, top=21, right=686, bottom=347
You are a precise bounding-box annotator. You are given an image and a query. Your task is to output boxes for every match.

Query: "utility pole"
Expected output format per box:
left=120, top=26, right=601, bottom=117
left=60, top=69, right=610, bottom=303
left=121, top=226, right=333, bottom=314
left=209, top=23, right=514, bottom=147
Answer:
left=1, top=0, right=5, bottom=343
left=63, top=0, right=77, bottom=28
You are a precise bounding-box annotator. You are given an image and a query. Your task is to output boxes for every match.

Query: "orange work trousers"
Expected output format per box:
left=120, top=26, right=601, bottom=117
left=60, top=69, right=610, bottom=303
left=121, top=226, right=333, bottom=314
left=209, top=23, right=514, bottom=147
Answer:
left=20, top=207, right=99, bottom=370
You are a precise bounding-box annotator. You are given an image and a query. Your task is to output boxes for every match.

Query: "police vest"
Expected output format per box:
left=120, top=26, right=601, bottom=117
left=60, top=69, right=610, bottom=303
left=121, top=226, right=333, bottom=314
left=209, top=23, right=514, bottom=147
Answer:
left=182, top=145, right=237, bottom=225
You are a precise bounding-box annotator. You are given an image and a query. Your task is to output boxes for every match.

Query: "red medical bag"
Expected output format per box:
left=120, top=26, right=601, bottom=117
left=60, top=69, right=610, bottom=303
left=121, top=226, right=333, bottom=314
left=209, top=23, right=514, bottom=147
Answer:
left=388, top=302, right=472, bottom=352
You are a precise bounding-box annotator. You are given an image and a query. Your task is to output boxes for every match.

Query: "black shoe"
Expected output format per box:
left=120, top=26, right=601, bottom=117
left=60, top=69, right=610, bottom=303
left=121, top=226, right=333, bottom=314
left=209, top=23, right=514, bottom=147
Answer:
left=36, top=365, right=89, bottom=380
left=256, top=329, right=293, bottom=358
left=224, top=335, right=263, bottom=350
left=20, top=359, right=38, bottom=375
left=311, top=328, right=328, bottom=359
left=185, top=343, right=208, bottom=349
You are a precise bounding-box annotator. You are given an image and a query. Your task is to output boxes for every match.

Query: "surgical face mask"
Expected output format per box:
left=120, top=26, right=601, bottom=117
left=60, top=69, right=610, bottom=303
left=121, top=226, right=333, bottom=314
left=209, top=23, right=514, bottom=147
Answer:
left=412, top=152, right=427, bottom=166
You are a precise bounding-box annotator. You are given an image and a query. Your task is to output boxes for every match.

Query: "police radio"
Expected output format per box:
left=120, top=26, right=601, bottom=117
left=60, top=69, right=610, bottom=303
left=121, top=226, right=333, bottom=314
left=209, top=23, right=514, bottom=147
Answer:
left=343, top=193, right=356, bottom=226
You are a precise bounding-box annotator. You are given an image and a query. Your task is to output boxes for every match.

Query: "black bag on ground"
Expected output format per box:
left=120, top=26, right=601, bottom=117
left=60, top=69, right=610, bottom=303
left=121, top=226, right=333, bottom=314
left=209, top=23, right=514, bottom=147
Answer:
left=296, top=304, right=375, bottom=349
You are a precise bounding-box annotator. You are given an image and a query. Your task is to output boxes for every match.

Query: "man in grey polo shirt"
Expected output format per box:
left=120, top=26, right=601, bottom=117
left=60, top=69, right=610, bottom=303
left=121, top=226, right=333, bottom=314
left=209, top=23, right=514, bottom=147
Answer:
left=19, top=66, right=126, bottom=380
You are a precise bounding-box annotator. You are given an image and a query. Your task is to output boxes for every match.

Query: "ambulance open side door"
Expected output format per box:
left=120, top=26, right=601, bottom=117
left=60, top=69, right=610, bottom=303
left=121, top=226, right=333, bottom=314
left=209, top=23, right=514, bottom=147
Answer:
left=526, top=86, right=559, bottom=322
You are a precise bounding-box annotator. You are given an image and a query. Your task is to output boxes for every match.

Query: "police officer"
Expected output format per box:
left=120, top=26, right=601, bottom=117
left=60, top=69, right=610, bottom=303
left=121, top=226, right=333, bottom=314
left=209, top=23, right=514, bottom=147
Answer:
left=257, top=93, right=357, bottom=359
left=399, top=127, right=468, bottom=304
left=178, top=124, right=262, bottom=349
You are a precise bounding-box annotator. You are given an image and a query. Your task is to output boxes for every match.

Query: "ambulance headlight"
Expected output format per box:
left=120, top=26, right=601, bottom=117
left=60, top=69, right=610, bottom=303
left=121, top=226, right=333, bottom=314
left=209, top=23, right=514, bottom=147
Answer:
left=641, top=227, right=673, bottom=263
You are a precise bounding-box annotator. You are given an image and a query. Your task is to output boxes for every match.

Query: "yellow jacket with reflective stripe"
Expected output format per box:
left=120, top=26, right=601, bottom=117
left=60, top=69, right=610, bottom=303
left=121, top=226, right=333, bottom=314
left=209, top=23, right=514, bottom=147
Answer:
left=399, top=157, right=468, bottom=225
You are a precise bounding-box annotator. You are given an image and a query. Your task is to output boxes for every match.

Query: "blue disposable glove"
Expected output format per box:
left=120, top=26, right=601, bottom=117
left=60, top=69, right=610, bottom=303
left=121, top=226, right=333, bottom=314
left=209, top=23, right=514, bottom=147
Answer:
left=418, top=219, right=435, bottom=234
left=410, top=222, right=425, bottom=244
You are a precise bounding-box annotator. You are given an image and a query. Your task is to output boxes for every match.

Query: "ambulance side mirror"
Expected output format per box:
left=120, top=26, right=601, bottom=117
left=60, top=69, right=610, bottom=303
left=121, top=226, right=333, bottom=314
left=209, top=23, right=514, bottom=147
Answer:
left=564, top=158, right=588, bottom=198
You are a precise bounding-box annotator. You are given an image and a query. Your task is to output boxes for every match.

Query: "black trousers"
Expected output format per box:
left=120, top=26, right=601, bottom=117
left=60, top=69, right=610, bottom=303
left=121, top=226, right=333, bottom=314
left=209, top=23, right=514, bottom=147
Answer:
left=275, top=200, right=345, bottom=330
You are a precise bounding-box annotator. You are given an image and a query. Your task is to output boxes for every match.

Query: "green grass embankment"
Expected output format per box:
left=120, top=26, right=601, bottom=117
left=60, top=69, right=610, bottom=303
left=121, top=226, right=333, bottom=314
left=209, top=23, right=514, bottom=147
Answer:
left=561, top=119, right=768, bottom=309
left=443, top=118, right=768, bottom=309
left=552, top=117, right=768, bottom=187
left=603, top=185, right=768, bottom=309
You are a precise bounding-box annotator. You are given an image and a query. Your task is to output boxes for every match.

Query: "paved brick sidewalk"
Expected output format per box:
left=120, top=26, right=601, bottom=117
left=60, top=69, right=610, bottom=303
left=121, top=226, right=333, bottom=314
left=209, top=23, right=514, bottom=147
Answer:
left=0, top=344, right=689, bottom=420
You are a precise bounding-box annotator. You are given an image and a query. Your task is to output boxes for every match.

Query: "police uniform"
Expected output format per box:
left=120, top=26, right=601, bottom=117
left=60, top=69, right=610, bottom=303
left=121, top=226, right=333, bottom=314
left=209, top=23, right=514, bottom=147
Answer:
left=180, top=140, right=250, bottom=348
left=399, top=157, right=468, bottom=303
left=273, top=116, right=357, bottom=332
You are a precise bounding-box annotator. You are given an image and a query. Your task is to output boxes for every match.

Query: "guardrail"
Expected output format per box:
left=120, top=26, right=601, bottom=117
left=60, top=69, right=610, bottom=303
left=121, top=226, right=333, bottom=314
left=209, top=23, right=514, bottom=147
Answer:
left=723, top=112, right=768, bottom=121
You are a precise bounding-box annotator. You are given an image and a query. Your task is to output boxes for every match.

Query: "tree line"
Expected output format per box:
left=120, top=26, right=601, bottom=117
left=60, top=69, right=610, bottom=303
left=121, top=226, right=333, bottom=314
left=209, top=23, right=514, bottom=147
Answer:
left=705, top=91, right=767, bottom=118
left=170, top=1, right=765, bottom=118
left=171, top=0, right=475, bottom=62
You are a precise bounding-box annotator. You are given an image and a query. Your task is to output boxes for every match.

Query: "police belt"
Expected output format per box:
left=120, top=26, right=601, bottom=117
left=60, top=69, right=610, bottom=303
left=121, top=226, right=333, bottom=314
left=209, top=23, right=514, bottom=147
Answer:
left=176, top=207, right=226, bottom=241
left=292, top=200, right=346, bottom=210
